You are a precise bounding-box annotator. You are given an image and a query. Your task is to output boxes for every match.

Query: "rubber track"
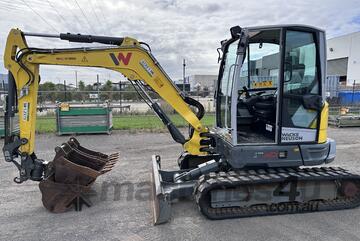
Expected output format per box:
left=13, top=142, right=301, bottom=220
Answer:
left=194, top=167, right=360, bottom=220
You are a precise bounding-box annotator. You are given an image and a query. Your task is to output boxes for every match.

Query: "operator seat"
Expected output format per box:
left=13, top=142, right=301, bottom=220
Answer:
left=253, top=96, right=276, bottom=122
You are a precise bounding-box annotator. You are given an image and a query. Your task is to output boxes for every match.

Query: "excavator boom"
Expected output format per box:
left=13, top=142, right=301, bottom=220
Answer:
left=4, top=29, right=209, bottom=157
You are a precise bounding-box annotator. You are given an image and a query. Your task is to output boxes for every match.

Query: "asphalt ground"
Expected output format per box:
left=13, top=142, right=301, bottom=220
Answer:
left=1, top=127, right=360, bottom=241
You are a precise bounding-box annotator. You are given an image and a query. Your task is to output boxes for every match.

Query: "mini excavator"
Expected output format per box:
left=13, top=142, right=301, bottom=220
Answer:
left=3, top=25, right=360, bottom=224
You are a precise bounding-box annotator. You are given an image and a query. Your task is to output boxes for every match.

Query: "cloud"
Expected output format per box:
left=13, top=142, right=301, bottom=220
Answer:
left=0, top=0, right=359, bottom=84
left=352, top=15, right=360, bottom=24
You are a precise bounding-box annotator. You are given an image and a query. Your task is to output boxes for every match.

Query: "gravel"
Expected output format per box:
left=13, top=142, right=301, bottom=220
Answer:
left=1, top=127, right=360, bottom=241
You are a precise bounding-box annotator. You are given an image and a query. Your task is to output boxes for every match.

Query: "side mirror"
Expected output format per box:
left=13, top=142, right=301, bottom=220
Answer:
left=217, top=48, right=222, bottom=63
left=230, top=26, right=242, bottom=39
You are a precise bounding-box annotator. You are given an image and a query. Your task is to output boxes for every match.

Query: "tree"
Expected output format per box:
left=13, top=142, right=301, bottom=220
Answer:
left=122, top=84, right=139, bottom=101
left=100, top=80, right=113, bottom=101
left=73, top=80, right=86, bottom=101
left=78, top=80, right=85, bottom=91
left=39, top=81, right=57, bottom=102
left=85, top=84, right=94, bottom=91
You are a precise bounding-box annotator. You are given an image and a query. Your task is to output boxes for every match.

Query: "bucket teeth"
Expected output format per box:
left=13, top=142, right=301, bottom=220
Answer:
left=39, top=137, right=119, bottom=213
left=100, top=168, right=113, bottom=174
left=103, top=165, right=115, bottom=171
left=105, top=161, right=116, bottom=166
left=67, top=137, right=110, bottom=159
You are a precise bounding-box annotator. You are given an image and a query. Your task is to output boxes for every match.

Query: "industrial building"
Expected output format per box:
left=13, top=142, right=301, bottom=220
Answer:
left=186, top=74, right=217, bottom=92
left=327, top=31, right=360, bottom=86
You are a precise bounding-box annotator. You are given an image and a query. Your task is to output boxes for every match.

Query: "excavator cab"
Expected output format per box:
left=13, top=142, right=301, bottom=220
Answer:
left=213, top=25, right=336, bottom=168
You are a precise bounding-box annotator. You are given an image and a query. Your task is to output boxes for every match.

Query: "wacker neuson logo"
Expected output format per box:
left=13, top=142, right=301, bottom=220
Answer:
left=282, top=132, right=303, bottom=141
left=281, top=127, right=316, bottom=142
left=109, top=52, right=132, bottom=65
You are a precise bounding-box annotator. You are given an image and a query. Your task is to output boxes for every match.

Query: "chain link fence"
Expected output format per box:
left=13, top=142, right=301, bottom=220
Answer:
left=34, top=90, right=215, bottom=115
left=0, top=85, right=216, bottom=134
left=326, top=75, right=360, bottom=106
left=2, top=76, right=360, bottom=131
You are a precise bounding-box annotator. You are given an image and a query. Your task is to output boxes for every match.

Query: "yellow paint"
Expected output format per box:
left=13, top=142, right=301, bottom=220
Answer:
left=318, top=101, right=329, bottom=143
left=60, top=103, right=70, bottom=111
left=4, top=29, right=208, bottom=156
left=252, top=80, right=274, bottom=88
left=184, top=127, right=209, bottom=155
left=4, top=29, right=40, bottom=154
left=154, top=76, right=164, bottom=88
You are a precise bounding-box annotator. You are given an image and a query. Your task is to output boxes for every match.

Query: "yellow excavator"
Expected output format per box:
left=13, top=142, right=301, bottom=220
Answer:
left=3, top=25, right=360, bottom=224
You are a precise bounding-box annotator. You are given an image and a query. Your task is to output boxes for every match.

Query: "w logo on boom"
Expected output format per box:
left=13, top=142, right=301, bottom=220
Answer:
left=109, top=52, right=132, bottom=66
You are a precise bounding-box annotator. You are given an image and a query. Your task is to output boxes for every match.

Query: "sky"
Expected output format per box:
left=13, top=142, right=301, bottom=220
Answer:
left=0, top=0, right=359, bottom=85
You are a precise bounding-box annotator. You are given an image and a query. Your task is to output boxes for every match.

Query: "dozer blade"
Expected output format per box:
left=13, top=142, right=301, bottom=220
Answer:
left=151, top=155, right=196, bottom=225
left=151, top=155, right=172, bottom=225
left=39, top=137, right=119, bottom=213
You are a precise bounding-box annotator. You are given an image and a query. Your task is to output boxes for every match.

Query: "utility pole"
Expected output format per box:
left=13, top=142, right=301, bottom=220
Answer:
left=75, top=70, right=78, bottom=89
left=111, top=81, right=123, bottom=114
left=64, top=80, right=67, bottom=102
left=183, top=59, right=186, bottom=92
left=96, top=74, right=100, bottom=104
left=352, top=79, right=356, bottom=105
left=119, top=81, right=122, bottom=113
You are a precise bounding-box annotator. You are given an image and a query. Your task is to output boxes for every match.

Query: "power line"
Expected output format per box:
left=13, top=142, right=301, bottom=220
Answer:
left=89, top=0, right=105, bottom=34
left=19, top=0, right=58, bottom=32
left=95, top=0, right=107, bottom=28
left=0, top=5, right=22, bottom=12
left=0, top=0, right=29, bottom=12
left=63, top=0, right=86, bottom=33
left=46, top=0, right=75, bottom=32
left=2, top=0, right=51, bottom=11
left=73, top=0, right=97, bottom=34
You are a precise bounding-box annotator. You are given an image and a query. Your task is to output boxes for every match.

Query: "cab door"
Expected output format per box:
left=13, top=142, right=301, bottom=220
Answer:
left=280, top=29, right=323, bottom=143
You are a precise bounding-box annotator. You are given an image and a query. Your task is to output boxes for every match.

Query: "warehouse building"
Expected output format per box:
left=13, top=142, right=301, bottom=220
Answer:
left=186, top=74, right=218, bottom=92
left=327, top=31, right=360, bottom=86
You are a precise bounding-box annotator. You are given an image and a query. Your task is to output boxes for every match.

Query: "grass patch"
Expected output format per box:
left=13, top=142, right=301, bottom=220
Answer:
left=113, top=114, right=215, bottom=130
left=36, top=117, right=56, bottom=133
left=35, top=114, right=215, bottom=133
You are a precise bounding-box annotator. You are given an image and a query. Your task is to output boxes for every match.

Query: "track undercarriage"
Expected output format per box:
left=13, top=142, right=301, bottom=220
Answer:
left=151, top=155, right=360, bottom=224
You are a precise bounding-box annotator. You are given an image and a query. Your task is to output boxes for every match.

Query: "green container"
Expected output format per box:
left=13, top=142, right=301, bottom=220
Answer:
left=56, top=103, right=112, bottom=135
left=329, top=115, right=360, bottom=127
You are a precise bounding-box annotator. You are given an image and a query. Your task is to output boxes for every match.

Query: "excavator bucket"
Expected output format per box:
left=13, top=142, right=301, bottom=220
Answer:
left=39, top=137, right=119, bottom=212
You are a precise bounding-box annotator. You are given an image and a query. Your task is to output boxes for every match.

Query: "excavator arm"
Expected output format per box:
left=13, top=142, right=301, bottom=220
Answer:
left=3, top=29, right=211, bottom=183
